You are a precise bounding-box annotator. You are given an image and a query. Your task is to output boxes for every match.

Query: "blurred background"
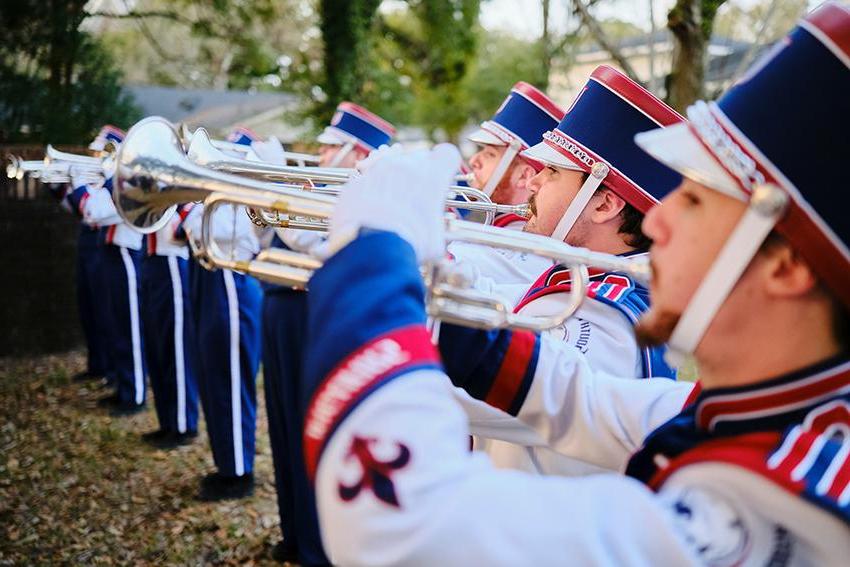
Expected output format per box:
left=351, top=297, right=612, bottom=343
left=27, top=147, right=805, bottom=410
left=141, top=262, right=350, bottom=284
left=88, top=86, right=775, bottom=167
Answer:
left=0, top=0, right=816, bottom=356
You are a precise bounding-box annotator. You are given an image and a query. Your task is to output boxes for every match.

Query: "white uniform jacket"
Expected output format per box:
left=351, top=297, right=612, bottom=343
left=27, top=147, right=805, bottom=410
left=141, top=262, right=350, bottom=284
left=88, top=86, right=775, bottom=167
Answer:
left=300, top=232, right=850, bottom=567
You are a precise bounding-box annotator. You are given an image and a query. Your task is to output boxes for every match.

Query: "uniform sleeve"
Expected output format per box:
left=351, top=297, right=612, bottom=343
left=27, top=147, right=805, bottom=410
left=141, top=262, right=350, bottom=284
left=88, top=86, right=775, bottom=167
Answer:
left=303, top=231, right=703, bottom=566
left=82, top=186, right=122, bottom=226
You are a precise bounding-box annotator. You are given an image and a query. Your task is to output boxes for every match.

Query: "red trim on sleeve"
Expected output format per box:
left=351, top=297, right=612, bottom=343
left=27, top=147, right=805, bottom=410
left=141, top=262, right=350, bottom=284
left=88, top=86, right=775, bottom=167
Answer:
left=485, top=331, right=536, bottom=413
left=303, top=325, right=439, bottom=480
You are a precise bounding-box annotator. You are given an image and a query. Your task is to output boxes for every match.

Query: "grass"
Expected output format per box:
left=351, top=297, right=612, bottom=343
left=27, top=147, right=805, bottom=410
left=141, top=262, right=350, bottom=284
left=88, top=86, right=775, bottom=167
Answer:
left=0, top=351, right=282, bottom=566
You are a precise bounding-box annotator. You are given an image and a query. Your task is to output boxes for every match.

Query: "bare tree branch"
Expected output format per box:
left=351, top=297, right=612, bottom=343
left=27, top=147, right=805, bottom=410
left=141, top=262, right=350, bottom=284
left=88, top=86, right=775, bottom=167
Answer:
left=572, top=0, right=644, bottom=84
left=83, top=11, right=192, bottom=26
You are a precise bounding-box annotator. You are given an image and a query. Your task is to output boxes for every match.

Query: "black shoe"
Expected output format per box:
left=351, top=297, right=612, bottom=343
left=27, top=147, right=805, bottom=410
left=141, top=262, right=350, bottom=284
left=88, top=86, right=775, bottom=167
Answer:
left=197, top=472, right=254, bottom=501
left=73, top=371, right=104, bottom=382
left=271, top=539, right=299, bottom=563
left=143, top=429, right=198, bottom=449
left=97, top=393, right=120, bottom=408
left=109, top=402, right=145, bottom=417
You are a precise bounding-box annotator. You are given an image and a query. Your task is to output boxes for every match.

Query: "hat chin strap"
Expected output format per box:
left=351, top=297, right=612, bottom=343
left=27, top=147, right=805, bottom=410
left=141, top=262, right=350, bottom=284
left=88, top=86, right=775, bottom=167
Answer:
left=482, top=139, right=522, bottom=197
left=329, top=142, right=355, bottom=167
left=550, top=162, right=609, bottom=243
left=664, top=184, right=789, bottom=367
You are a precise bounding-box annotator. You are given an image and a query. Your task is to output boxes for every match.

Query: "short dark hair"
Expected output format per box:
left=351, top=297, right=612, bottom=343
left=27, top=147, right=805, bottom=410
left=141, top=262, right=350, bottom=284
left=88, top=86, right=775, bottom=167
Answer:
left=583, top=174, right=651, bottom=250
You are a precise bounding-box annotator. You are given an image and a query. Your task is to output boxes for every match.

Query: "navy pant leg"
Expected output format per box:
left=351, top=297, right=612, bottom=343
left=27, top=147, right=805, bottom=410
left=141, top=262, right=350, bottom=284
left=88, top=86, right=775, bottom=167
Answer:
left=102, top=245, right=147, bottom=406
left=195, top=269, right=262, bottom=476
left=141, top=256, right=199, bottom=433
left=76, top=225, right=110, bottom=376
left=264, top=289, right=329, bottom=566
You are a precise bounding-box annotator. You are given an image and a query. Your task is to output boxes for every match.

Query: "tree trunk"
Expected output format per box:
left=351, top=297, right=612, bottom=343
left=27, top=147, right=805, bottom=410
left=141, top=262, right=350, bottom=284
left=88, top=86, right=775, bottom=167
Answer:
left=666, top=0, right=726, bottom=112
left=539, top=0, right=551, bottom=90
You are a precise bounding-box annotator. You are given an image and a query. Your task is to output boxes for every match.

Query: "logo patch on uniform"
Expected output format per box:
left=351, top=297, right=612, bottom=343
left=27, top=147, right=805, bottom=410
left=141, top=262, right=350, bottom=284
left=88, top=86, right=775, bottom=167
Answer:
left=338, top=436, right=411, bottom=508
left=666, top=486, right=750, bottom=566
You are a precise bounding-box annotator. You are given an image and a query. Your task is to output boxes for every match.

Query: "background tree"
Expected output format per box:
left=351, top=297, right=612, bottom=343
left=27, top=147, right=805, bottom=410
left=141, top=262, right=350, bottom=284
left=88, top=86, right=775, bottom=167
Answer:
left=666, top=0, right=727, bottom=111
left=0, top=0, right=139, bottom=143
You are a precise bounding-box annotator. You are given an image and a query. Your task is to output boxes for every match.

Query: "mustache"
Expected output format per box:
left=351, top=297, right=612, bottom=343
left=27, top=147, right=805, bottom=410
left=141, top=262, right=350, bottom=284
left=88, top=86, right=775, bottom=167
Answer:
left=527, top=194, right=537, bottom=217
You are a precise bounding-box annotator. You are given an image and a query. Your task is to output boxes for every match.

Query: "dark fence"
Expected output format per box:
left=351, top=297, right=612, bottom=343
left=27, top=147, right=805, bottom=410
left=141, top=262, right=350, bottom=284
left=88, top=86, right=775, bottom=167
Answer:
left=0, top=145, right=88, bottom=356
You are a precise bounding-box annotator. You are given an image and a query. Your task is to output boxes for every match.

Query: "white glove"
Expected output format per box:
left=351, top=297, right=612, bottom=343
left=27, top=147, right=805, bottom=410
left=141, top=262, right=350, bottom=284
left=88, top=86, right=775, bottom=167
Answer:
left=326, top=144, right=461, bottom=263
left=251, top=136, right=287, bottom=165
left=69, top=166, right=102, bottom=190
left=83, top=186, right=121, bottom=225
left=354, top=143, right=406, bottom=175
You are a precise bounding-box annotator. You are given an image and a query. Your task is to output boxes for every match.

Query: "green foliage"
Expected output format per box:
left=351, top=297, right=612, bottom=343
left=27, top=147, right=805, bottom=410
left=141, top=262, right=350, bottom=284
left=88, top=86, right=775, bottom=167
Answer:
left=0, top=0, right=140, bottom=143
left=317, top=0, right=383, bottom=124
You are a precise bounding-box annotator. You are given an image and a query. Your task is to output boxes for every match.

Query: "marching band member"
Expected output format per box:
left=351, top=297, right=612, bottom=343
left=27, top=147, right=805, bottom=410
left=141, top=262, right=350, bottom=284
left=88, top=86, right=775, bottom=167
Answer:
left=297, top=4, right=850, bottom=564
left=316, top=102, right=395, bottom=168
left=138, top=209, right=199, bottom=448
left=262, top=103, right=395, bottom=565
left=455, top=66, right=682, bottom=475
left=79, top=174, right=147, bottom=415
left=448, top=83, right=564, bottom=288
left=63, top=125, right=124, bottom=383
left=467, top=82, right=563, bottom=227
left=181, top=133, right=263, bottom=499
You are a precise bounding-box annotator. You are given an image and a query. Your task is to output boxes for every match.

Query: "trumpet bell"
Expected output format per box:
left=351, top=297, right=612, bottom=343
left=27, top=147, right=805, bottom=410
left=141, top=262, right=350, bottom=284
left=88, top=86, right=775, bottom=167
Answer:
left=114, top=117, right=189, bottom=234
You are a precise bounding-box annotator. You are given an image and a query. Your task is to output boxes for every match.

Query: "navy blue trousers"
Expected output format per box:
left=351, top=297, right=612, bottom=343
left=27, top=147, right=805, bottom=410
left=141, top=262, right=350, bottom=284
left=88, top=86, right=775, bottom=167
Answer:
left=101, top=245, right=146, bottom=406
left=76, top=225, right=111, bottom=376
left=191, top=263, right=262, bottom=477
left=141, top=255, right=199, bottom=434
left=262, top=289, right=329, bottom=566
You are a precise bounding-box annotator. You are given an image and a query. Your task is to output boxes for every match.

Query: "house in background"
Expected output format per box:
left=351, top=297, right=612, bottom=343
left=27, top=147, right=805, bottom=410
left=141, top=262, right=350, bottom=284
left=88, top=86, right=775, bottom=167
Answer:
left=124, top=85, right=310, bottom=143
left=549, top=30, right=757, bottom=102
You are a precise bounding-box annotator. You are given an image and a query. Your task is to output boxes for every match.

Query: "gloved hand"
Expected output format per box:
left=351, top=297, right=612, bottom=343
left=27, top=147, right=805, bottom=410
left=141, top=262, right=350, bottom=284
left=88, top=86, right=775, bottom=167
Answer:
left=69, top=165, right=101, bottom=190
left=325, top=144, right=461, bottom=263
left=251, top=136, right=287, bottom=164
left=353, top=143, right=406, bottom=175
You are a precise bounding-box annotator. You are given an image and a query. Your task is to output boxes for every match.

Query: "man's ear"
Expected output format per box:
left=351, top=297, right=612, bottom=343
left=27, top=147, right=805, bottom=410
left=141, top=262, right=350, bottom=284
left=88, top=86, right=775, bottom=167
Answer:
left=590, top=189, right=627, bottom=225
left=514, top=163, right=537, bottom=189
left=761, top=242, right=818, bottom=299
left=353, top=147, right=370, bottom=161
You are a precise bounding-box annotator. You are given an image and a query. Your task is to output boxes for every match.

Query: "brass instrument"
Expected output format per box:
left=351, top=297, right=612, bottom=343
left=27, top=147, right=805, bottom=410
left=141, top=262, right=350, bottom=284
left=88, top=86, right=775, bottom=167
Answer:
left=185, top=127, right=528, bottom=228
left=179, top=124, right=321, bottom=166
left=113, top=116, right=649, bottom=331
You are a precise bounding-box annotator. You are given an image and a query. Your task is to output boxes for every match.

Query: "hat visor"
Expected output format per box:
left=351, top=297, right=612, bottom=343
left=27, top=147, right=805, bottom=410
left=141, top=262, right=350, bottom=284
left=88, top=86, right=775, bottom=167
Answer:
left=316, top=127, right=345, bottom=146
left=467, top=127, right=506, bottom=146
left=634, top=123, right=744, bottom=199
left=521, top=142, right=585, bottom=172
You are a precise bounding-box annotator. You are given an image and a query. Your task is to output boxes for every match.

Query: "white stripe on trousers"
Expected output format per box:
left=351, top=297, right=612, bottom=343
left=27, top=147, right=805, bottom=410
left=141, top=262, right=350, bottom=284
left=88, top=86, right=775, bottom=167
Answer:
left=222, top=270, right=244, bottom=476
left=167, top=256, right=187, bottom=433
left=119, top=247, right=144, bottom=405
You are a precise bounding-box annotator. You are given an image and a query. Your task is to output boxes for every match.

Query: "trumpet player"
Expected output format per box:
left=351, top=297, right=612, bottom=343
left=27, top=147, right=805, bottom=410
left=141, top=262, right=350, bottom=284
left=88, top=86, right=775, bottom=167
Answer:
left=78, top=172, right=148, bottom=415
left=61, top=125, right=125, bottom=383
left=447, top=83, right=565, bottom=288
left=262, top=103, right=395, bottom=565
left=295, top=7, right=850, bottom=561
left=316, top=101, right=397, bottom=168
left=443, top=66, right=683, bottom=476
left=180, top=131, right=263, bottom=501
left=138, top=209, right=200, bottom=448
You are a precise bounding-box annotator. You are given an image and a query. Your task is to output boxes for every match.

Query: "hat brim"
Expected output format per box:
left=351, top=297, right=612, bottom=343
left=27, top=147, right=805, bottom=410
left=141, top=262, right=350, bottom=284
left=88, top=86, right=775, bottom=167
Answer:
left=634, top=123, right=744, bottom=199
left=521, top=142, right=585, bottom=172
left=467, top=127, right=506, bottom=146
left=316, top=127, right=345, bottom=146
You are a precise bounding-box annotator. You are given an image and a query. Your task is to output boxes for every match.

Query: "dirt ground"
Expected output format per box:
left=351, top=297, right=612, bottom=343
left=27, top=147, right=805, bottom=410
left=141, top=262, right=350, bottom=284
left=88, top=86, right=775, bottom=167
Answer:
left=0, top=351, right=286, bottom=566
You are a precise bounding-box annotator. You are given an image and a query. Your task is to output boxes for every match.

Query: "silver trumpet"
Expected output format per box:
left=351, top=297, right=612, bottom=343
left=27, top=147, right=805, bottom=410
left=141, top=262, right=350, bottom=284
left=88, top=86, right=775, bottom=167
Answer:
left=5, top=154, right=103, bottom=185
left=179, top=123, right=321, bottom=166
left=114, top=116, right=336, bottom=288
left=185, top=127, right=528, bottom=228
left=113, top=116, right=649, bottom=330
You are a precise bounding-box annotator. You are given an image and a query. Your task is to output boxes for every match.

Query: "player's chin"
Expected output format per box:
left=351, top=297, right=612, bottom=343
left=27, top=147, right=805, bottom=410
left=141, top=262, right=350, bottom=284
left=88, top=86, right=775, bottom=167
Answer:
left=634, top=307, right=680, bottom=348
